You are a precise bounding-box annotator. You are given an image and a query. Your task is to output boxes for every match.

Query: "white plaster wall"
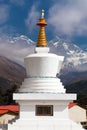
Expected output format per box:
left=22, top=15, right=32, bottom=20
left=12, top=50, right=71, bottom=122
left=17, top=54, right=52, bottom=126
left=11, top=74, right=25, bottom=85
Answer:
left=19, top=77, right=65, bottom=93
left=24, top=48, right=64, bottom=78
left=20, top=105, right=35, bottom=118
left=20, top=104, right=68, bottom=119
left=69, top=105, right=86, bottom=123
left=54, top=105, right=69, bottom=118
left=20, top=46, right=64, bottom=93
left=15, top=93, right=76, bottom=120
left=24, top=56, right=59, bottom=77
left=8, top=117, right=84, bottom=130
left=8, top=93, right=84, bottom=130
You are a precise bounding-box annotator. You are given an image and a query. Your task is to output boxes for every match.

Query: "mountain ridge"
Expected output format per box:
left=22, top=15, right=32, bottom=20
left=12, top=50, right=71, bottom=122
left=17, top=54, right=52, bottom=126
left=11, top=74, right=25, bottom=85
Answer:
left=0, top=35, right=87, bottom=86
left=0, top=56, right=26, bottom=93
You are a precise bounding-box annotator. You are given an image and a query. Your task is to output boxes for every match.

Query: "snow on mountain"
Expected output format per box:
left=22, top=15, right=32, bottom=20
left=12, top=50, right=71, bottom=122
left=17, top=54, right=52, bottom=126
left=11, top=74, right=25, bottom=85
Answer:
left=49, top=36, right=87, bottom=72
left=0, top=35, right=35, bottom=65
left=0, top=34, right=87, bottom=74
left=9, top=35, right=35, bottom=47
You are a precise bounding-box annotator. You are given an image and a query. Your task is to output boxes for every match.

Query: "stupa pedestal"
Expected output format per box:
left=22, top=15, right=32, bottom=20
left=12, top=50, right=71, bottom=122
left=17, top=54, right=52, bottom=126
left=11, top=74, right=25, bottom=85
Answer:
left=8, top=10, right=84, bottom=130
left=8, top=93, right=84, bottom=130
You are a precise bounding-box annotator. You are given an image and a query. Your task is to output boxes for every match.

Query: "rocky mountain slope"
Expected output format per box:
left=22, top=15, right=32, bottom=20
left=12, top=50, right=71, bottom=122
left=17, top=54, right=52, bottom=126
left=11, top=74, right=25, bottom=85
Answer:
left=49, top=36, right=87, bottom=85
left=49, top=36, right=87, bottom=72
left=0, top=56, right=25, bottom=93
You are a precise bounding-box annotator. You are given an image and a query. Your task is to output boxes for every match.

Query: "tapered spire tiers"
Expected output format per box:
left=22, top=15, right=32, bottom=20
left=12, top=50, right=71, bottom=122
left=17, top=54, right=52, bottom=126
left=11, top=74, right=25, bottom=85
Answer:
left=36, top=10, right=48, bottom=47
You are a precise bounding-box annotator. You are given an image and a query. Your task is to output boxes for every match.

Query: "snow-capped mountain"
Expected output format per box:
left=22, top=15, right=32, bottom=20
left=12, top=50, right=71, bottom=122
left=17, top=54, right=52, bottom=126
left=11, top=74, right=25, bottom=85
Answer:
left=48, top=36, right=87, bottom=84
left=49, top=36, right=87, bottom=72
left=0, top=35, right=87, bottom=85
left=10, top=35, right=34, bottom=46
left=0, top=35, right=35, bottom=65
left=0, top=35, right=87, bottom=71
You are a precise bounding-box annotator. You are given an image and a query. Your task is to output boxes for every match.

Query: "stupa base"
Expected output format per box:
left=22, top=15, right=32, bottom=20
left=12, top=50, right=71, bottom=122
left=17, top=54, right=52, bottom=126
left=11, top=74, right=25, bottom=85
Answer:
left=19, top=77, right=65, bottom=93
left=8, top=93, right=84, bottom=130
left=8, top=117, right=84, bottom=130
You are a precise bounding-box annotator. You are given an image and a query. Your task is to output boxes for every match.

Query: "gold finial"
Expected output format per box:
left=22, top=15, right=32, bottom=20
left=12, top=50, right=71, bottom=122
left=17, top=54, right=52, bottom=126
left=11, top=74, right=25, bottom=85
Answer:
left=36, top=10, right=48, bottom=47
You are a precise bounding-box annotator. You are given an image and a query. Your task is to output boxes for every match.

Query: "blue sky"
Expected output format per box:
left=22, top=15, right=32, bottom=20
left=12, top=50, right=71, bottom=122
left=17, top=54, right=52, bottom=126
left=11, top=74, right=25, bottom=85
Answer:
left=0, top=0, right=87, bottom=51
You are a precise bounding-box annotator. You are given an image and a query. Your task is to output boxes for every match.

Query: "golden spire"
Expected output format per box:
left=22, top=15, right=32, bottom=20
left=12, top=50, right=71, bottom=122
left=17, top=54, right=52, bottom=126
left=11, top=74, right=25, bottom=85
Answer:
left=36, top=10, right=48, bottom=47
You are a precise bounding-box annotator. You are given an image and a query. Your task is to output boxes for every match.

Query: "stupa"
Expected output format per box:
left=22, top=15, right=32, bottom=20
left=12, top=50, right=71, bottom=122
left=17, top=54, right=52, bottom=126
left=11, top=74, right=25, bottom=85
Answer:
left=8, top=10, right=84, bottom=130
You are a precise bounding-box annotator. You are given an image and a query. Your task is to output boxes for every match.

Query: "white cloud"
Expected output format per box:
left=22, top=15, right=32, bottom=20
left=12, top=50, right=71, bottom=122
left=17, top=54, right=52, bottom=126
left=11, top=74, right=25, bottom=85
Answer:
left=48, top=0, right=87, bottom=37
left=25, top=5, right=40, bottom=33
left=10, top=0, right=25, bottom=6
left=0, top=35, right=34, bottom=65
left=0, top=4, right=9, bottom=25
